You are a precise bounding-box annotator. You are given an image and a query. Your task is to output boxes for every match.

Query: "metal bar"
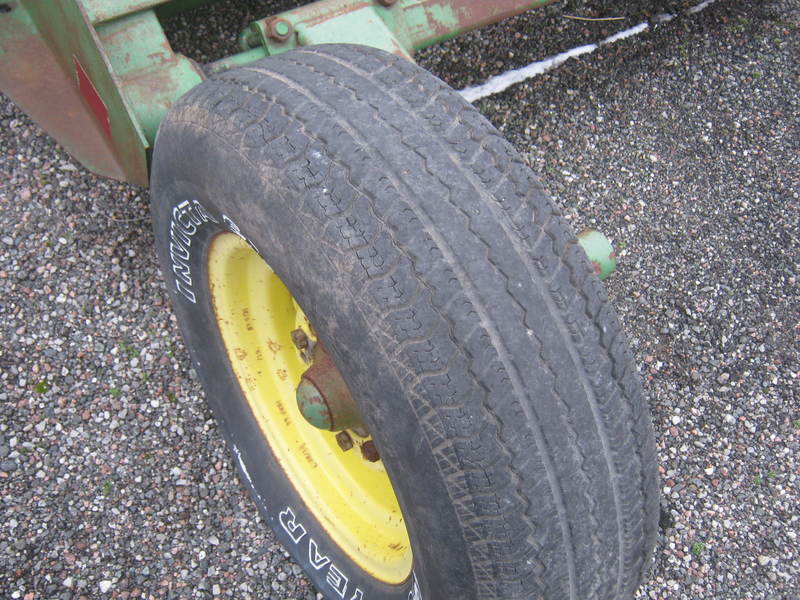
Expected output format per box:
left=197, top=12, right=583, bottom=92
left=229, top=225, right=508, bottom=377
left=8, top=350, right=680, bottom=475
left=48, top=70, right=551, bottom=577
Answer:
left=395, top=0, right=554, bottom=50
left=82, top=0, right=217, bottom=25
left=245, top=0, right=554, bottom=60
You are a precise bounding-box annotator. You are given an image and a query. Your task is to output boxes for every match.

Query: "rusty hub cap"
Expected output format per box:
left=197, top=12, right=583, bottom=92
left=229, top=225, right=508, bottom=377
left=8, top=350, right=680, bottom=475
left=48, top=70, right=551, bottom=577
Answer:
left=295, top=343, right=364, bottom=431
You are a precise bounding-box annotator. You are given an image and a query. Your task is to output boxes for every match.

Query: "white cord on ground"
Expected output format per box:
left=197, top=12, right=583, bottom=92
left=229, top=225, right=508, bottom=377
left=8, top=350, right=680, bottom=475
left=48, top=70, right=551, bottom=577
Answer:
left=459, top=0, right=720, bottom=102
left=687, top=0, right=718, bottom=15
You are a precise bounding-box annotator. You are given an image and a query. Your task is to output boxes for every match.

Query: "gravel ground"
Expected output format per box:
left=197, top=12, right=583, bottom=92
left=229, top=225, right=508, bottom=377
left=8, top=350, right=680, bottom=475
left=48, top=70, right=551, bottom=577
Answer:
left=1, top=0, right=798, bottom=598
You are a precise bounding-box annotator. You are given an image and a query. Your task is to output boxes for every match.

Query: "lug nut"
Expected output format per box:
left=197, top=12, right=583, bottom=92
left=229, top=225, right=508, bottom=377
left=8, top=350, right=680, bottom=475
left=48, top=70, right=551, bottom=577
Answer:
left=290, top=328, right=309, bottom=350
left=360, top=440, right=380, bottom=462
left=336, top=431, right=354, bottom=451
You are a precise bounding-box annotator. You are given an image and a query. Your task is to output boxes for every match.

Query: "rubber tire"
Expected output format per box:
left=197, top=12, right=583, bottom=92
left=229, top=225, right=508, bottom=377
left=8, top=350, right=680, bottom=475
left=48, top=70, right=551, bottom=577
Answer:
left=150, top=44, right=659, bottom=600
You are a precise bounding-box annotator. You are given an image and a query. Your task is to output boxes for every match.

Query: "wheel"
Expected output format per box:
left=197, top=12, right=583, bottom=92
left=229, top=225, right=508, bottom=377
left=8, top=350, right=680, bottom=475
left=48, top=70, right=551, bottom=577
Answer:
left=150, top=44, right=659, bottom=600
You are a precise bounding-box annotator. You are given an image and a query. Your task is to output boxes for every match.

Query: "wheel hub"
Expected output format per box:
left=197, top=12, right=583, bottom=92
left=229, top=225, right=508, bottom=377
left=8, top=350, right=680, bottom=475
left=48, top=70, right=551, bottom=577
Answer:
left=295, top=343, right=365, bottom=432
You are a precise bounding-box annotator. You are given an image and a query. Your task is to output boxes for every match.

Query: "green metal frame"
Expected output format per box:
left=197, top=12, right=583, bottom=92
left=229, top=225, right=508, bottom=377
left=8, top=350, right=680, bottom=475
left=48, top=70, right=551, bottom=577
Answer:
left=0, top=0, right=616, bottom=276
left=0, top=0, right=552, bottom=185
left=237, top=0, right=552, bottom=62
left=0, top=0, right=206, bottom=185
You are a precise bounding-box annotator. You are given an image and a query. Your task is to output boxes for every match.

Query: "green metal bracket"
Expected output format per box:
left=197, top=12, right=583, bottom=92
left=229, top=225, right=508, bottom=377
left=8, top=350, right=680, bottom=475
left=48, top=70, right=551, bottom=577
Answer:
left=96, top=9, right=204, bottom=145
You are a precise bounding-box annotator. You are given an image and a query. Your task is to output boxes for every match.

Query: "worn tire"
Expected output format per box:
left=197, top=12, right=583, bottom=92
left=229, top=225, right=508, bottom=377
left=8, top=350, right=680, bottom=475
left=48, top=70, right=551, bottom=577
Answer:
left=150, top=44, right=659, bottom=600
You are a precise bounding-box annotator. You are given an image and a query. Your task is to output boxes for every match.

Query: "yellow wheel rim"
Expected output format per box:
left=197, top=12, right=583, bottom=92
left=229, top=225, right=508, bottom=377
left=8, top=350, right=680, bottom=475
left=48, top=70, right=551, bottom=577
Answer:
left=208, top=232, right=412, bottom=583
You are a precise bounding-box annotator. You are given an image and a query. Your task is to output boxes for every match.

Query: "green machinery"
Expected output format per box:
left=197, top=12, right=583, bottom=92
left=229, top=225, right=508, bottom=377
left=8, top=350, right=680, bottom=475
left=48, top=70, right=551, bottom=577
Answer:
left=1, top=4, right=651, bottom=599
left=0, top=0, right=615, bottom=276
left=0, top=0, right=553, bottom=185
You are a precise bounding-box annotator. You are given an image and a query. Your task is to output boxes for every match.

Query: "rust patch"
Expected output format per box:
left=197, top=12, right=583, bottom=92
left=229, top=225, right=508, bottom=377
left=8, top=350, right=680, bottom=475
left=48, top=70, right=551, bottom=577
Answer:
left=276, top=368, right=288, bottom=381
left=242, top=307, right=254, bottom=331
left=276, top=399, right=287, bottom=417
left=297, top=442, right=318, bottom=469
left=234, top=347, right=247, bottom=361
left=0, top=26, right=127, bottom=181
left=267, top=340, right=282, bottom=353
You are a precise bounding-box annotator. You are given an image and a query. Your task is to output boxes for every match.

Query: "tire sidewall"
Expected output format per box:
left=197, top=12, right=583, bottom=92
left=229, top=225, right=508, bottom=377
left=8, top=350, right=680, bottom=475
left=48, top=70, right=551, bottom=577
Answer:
left=151, top=118, right=473, bottom=600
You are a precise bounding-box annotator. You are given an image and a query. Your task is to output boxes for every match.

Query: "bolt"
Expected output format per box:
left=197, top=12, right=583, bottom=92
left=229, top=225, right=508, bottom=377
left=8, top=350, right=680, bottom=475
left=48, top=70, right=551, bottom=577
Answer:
left=290, top=328, right=309, bottom=351
left=360, top=440, right=380, bottom=462
left=336, top=431, right=354, bottom=452
left=266, top=17, right=293, bottom=42
left=377, top=0, right=397, bottom=6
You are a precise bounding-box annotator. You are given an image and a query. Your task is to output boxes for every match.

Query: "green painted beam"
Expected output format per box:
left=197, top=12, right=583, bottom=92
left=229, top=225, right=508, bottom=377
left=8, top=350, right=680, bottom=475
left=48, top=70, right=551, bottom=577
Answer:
left=82, top=0, right=217, bottom=25
left=242, top=0, right=554, bottom=60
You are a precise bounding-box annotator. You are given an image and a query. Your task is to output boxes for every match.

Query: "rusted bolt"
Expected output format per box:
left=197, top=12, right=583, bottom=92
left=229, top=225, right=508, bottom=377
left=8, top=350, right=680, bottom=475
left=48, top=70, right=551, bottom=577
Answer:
left=241, top=30, right=260, bottom=49
left=336, top=431, right=354, bottom=452
left=266, top=17, right=293, bottom=42
left=290, top=328, right=309, bottom=351
left=376, top=0, right=397, bottom=6
left=360, top=440, right=380, bottom=462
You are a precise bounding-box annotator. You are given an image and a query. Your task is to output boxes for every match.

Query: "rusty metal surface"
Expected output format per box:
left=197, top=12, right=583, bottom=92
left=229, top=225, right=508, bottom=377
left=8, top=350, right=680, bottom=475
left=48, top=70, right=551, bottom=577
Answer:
left=1, top=0, right=150, bottom=185
left=1, top=0, right=207, bottom=186
left=0, top=4, right=128, bottom=182
left=296, top=343, right=363, bottom=432
left=2, top=0, right=554, bottom=185
left=97, top=9, right=203, bottom=145
left=396, top=0, right=556, bottom=49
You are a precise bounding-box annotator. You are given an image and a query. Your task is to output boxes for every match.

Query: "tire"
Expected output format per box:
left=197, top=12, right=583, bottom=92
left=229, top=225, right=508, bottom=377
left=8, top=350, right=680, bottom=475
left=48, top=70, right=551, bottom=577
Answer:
left=150, top=44, right=659, bottom=600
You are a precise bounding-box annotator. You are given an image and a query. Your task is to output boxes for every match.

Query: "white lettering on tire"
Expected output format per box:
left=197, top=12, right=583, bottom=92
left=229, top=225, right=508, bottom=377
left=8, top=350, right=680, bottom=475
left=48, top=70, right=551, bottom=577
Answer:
left=279, top=506, right=307, bottom=544
left=279, top=504, right=369, bottom=599
left=169, top=199, right=217, bottom=303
